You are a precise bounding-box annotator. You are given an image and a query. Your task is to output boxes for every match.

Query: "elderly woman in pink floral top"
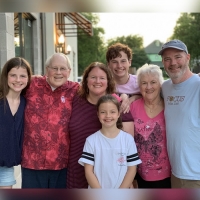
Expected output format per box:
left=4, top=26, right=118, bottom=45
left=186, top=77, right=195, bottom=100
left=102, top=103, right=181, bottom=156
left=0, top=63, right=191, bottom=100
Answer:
left=130, top=64, right=171, bottom=188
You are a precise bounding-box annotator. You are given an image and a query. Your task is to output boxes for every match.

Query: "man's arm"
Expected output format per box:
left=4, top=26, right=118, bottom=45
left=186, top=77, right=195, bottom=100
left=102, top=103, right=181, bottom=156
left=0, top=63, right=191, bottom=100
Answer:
left=85, top=164, right=101, bottom=188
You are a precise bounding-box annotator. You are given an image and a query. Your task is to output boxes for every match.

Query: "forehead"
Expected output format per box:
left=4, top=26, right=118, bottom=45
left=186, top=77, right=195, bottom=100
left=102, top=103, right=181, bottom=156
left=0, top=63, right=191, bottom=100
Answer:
left=99, top=101, right=117, bottom=109
left=162, top=48, right=184, bottom=57
left=9, top=66, right=28, bottom=74
left=50, top=55, right=68, bottom=67
left=89, top=67, right=107, bottom=76
left=140, top=73, right=159, bottom=81
left=110, top=51, right=128, bottom=60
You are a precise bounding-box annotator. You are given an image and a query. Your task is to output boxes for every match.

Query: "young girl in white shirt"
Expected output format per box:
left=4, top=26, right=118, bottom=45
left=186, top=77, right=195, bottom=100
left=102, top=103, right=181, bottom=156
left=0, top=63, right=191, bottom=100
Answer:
left=78, top=94, right=141, bottom=188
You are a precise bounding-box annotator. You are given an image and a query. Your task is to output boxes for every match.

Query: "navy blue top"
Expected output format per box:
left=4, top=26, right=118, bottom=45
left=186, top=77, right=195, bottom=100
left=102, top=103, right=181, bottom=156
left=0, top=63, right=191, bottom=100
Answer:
left=0, top=95, right=26, bottom=167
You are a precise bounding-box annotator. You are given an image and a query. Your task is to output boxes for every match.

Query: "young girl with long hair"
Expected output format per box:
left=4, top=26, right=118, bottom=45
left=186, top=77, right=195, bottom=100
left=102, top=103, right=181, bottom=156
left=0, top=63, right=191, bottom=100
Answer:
left=0, top=57, right=32, bottom=188
left=78, top=94, right=141, bottom=188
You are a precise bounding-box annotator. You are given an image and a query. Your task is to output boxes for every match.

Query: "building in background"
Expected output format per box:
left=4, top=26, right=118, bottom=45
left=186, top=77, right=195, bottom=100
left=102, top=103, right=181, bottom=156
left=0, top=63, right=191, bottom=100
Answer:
left=0, top=12, right=93, bottom=82
left=145, top=40, right=164, bottom=68
left=0, top=12, right=92, bottom=188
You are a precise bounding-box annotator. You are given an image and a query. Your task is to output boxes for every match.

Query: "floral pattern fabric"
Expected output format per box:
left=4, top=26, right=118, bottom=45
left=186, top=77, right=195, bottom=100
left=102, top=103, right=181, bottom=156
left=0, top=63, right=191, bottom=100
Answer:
left=21, top=76, right=79, bottom=170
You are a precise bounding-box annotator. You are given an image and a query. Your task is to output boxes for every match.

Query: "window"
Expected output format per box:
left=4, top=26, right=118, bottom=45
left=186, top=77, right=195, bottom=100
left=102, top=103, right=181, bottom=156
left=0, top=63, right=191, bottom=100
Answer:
left=14, top=13, right=35, bottom=71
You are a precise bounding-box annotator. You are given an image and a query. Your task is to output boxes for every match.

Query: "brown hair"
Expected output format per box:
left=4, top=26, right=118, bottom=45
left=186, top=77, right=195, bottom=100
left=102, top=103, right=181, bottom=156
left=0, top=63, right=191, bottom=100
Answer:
left=78, top=62, right=115, bottom=99
left=106, top=43, right=133, bottom=63
left=97, top=94, right=123, bottom=129
left=0, top=57, right=32, bottom=100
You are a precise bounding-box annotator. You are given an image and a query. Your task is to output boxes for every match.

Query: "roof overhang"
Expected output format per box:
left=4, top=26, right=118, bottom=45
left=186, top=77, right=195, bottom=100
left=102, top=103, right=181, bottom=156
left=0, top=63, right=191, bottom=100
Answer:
left=56, top=12, right=93, bottom=37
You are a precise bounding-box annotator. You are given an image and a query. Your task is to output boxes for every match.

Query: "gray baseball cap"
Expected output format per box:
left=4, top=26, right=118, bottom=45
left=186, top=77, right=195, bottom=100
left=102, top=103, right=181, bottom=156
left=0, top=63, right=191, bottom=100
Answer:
left=158, top=39, right=188, bottom=55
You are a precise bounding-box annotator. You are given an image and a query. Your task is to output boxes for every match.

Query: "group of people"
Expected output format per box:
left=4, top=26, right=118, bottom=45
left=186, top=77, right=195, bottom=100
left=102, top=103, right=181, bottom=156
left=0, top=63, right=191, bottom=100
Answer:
left=0, top=39, right=200, bottom=189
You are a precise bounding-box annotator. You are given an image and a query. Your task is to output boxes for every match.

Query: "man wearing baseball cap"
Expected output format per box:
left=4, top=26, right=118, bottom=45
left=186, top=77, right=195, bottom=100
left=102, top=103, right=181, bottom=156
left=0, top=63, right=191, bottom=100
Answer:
left=159, top=39, right=200, bottom=188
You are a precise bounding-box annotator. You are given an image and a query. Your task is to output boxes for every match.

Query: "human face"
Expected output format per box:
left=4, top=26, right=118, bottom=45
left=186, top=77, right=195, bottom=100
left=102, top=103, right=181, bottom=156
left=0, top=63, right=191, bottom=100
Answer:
left=8, top=67, right=28, bottom=93
left=87, top=67, right=108, bottom=97
left=108, top=51, right=131, bottom=79
left=98, top=102, right=120, bottom=128
left=162, top=48, right=190, bottom=83
left=46, top=55, right=71, bottom=88
left=139, top=73, right=161, bottom=103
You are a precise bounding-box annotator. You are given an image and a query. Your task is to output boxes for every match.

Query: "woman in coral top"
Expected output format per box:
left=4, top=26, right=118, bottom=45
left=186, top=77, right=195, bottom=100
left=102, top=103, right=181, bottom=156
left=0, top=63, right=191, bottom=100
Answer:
left=130, top=64, right=171, bottom=188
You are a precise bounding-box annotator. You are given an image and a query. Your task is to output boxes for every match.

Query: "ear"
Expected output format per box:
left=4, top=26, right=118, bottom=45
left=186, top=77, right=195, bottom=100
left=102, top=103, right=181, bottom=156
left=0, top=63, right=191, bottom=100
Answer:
left=128, top=59, right=132, bottom=67
left=67, top=69, right=71, bottom=79
left=45, top=67, right=49, bottom=76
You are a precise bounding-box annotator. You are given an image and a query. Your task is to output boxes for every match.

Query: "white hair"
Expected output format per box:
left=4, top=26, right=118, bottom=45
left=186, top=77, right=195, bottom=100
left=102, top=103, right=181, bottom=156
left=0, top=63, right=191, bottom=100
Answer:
left=137, top=63, right=164, bottom=85
left=45, top=53, right=71, bottom=70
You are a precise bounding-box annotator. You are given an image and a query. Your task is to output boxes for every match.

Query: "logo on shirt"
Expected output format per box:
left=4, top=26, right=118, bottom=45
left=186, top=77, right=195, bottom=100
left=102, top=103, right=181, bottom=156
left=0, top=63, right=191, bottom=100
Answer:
left=117, top=153, right=126, bottom=166
left=61, top=96, right=66, bottom=103
left=166, top=96, right=185, bottom=105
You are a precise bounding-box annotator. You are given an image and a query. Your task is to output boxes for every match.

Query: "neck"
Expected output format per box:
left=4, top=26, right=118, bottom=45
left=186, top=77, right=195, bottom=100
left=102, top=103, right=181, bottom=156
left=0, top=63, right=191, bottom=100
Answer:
left=87, top=93, right=105, bottom=105
left=172, top=69, right=193, bottom=84
left=100, top=127, right=120, bottom=138
left=6, top=90, right=21, bottom=100
left=114, top=74, right=130, bottom=85
left=144, top=96, right=162, bottom=106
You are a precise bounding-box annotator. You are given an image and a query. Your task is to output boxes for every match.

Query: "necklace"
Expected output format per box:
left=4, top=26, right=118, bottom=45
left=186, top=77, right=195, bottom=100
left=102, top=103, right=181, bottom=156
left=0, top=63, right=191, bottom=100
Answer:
left=144, top=99, right=162, bottom=113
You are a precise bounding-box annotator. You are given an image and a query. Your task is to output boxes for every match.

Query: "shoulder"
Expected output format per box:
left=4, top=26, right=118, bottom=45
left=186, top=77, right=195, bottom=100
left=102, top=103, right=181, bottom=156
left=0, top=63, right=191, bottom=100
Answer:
left=162, top=79, right=171, bottom=86
left=120, top=130, right=134, bottom=140
left=20, top=95, right=26, bottom=104
left=31, top=76, right=46, bottom=84
left=129, top=74, right=137, bottom=80
left=86, top=131, right=99, bottom=142
left=62, top=81, right=80, bottom=90
left=192, top=74, right=200, bottom=82
left=130, top=98, right=143, bottom=108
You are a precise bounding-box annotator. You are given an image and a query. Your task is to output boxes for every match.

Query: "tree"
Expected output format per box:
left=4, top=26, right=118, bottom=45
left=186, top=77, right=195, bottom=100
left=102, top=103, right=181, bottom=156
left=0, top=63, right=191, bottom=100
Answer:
left=107, top=35, right=150, bottom=69
left=78, top=13, right=106, bottom=76
left=170, top=13, right=200, bottom=72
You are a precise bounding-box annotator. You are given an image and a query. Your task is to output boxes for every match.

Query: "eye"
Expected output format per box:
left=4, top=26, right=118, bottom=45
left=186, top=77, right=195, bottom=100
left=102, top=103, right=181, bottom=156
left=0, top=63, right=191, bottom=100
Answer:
left=61, top=67, right=67, bottom=71
left=164, top=58, right=170, bottom=62
left=21, top=75, right=27, bottom=78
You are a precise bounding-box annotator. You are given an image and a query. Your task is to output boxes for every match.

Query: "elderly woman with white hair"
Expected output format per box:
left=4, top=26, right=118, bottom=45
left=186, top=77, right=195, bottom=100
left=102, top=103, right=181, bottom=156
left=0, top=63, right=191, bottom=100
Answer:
left=130, top=64, right=171, bottom=188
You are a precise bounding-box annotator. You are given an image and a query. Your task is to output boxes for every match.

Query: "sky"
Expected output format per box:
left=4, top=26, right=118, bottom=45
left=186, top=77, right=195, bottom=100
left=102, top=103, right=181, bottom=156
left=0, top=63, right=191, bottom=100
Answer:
left=95, top=13, right=181, bottom=47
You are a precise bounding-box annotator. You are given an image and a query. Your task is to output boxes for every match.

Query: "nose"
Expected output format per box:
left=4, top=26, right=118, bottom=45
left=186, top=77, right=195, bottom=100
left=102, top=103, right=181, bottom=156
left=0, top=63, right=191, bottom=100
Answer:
left=16, top=76, right=21, bottom=81
left=95, top=77, right=100, bottom=83
left=146, top=83, right=152, bottom=89
left=105, top=112, right=111, bottom=117
left=117, top=62, right=122, bottom=68
left=170, top=58, right=176, bottom=65
left=56, top=68, right=62, bottom=74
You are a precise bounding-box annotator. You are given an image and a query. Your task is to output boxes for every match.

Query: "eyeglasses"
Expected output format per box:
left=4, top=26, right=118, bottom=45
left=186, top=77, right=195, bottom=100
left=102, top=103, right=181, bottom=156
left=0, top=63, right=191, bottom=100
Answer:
left=48, top=66, right=69, bottom=72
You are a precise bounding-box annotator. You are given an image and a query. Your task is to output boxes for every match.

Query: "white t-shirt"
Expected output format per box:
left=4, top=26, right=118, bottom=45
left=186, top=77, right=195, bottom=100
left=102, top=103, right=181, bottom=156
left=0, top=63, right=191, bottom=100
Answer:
left=78, top=130, right=141, bottom=188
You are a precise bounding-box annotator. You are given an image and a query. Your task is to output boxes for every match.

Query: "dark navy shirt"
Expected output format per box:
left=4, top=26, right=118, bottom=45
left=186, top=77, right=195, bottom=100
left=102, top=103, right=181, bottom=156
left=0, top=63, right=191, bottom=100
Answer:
left=0, top=95, right=26, bottom=167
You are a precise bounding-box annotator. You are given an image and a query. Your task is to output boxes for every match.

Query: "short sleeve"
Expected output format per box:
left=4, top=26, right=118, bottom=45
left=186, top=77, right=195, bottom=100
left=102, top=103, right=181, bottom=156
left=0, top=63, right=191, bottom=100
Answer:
left=126, top=134, right=142, bottom=166
left=78, top=137, right=95, bottom=166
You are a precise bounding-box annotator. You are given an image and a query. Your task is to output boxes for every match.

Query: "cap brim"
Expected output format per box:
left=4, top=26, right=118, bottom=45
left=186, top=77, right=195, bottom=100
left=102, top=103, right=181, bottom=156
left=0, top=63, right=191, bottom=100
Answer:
left=158, top=46, right=187, bottom=55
